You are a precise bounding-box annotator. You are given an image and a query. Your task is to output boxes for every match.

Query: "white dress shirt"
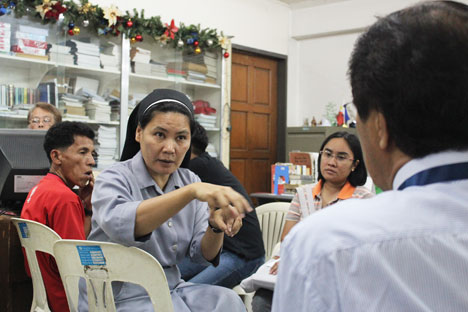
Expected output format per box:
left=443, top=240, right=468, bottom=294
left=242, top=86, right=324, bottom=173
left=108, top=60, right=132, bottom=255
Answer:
left=273, top=149, right=468, bottom=312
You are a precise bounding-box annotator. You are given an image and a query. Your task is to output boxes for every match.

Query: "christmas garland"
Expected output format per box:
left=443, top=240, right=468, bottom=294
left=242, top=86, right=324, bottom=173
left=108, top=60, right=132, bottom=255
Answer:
left=0, top=0, right=230, bottom=56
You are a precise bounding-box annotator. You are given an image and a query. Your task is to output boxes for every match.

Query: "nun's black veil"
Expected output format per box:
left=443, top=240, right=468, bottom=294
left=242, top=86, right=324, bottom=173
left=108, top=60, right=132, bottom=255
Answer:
left=120, top=89, right=193, bottom=168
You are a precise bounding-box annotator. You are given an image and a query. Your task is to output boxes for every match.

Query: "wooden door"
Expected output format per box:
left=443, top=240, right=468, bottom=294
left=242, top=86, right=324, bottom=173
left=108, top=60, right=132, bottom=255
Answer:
left=230, top=51, right=278, bottom=195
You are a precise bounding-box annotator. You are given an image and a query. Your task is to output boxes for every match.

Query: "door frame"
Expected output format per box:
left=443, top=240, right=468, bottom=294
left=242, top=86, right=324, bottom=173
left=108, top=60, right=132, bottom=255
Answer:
left=232, top=44, right=288, bottom=163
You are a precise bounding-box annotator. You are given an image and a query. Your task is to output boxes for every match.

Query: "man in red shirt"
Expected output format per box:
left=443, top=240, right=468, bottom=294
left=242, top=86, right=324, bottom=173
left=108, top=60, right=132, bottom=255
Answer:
left=21, top=121, right=96, bottom=312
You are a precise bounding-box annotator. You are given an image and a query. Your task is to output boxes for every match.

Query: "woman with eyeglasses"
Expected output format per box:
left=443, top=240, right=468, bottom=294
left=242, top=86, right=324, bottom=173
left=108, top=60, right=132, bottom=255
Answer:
left=251, top=131, right=373, bottom=312
left=27, top=102, right=62, bottom=130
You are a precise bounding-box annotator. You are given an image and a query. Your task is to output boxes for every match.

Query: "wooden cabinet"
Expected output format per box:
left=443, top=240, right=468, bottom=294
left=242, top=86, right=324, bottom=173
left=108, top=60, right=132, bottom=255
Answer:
left=0, top=216, right=32, bottom=312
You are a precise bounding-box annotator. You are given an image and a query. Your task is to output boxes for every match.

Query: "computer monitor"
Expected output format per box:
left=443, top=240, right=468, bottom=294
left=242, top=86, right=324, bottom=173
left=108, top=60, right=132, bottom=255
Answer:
left=0, top=129, right=50, bottom=212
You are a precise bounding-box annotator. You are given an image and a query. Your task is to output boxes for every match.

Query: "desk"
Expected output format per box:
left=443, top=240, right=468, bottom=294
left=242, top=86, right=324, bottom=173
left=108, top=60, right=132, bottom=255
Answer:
left=250, top=192, right=294, bottom=206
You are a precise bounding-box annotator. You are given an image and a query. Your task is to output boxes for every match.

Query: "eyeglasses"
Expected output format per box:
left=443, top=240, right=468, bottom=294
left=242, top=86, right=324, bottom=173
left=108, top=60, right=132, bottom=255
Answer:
left=319, top=150, right=354, bottom=163
left=30, top=117, right=53, bottom=124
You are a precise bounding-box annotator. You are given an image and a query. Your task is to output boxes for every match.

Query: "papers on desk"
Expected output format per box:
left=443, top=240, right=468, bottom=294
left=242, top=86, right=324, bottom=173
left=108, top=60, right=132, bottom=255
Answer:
left=240, top=258, right=278, bottom=292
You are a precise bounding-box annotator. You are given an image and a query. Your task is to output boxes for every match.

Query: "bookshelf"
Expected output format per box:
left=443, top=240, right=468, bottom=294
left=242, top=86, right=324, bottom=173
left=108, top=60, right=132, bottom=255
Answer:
left=0, top=14, right=230, bottom=168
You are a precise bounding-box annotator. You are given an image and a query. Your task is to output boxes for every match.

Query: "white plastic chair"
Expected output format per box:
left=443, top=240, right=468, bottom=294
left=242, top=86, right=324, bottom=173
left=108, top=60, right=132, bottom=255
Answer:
left=233, top=202, right=290, bottom=311
left=10, top=217, right=61, bottom=312
left=53, top=239, right=174, bottom=312
left=255, top=202, right=290, bottom=260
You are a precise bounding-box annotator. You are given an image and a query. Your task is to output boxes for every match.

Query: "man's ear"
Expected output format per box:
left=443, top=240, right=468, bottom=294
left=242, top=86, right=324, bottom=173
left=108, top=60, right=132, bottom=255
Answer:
left=375, top=112, right=390, bottom=150
left=50, top=149, right=61, bottom=165
left=135, top=125, right=142, bottom=143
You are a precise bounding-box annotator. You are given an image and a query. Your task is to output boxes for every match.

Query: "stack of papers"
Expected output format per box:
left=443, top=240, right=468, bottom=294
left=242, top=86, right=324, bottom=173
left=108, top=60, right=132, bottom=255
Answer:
left=49, top=44, right=74, bottom=65
left=85, top=98, right=111, bottom=123
left=59, top=93, right=89, bottom=121
left=66, top=39, right=101, bottom=68
left=195, top=113, right=217, bottom=130
left=95, top=125, right=117, bottom=169
left=131, top=47, right=151, bottom=75
left=100, top=41, right=120, bottom=71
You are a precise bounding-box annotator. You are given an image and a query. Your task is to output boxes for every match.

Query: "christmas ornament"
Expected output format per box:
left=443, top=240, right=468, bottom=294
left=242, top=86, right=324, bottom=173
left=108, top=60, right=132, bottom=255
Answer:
left=164, top=19, right=179, bottom=40
left=68, top=22, right=75, bottom=29
left=207, top=39, right=213, bottom=46
left=83, top=20, right=89, bottom=27
left=0, top=8, right=6, bottom=16
left=177, top=39, right=184, bottom=48
left=103, top=4, right=122, bottom=27
left=130, top=37, right=136, bottom=44
left=8, top=2, right=15, bottom=9
left=79, top=3, right=93, bottom=14
left=67, top=29, right=74, bottom=36
left=194, top=41, right=199, bottom=47
left=73, top=26, right=80, bottom=35
left=224, top=52, right=230, bottom=58
left=126, top=20, right=133, bottom=28
left=136, top=34, right=143, bottom=42
left=195, top=46, right=201, bottom=54
left=37, top=0, right=67, bottom=20
left=187, top=38, right=194, bottom=45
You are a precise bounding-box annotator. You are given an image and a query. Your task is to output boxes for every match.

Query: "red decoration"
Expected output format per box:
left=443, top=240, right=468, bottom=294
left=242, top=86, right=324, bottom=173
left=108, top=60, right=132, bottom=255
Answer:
left=136, top=34, right=143, bottom=42
left=194, top=41, right=199, bottom=47
left=336, top=111, right=344, bottom=126
left=126, top=20, right=133, bottom=28
left=223, top=52, right=230, bottom=58
left=67, top=29, right=74, bottom=36
left=44, top=1, right=67, bottom=21
left=164, top=19, right=179, bottom=40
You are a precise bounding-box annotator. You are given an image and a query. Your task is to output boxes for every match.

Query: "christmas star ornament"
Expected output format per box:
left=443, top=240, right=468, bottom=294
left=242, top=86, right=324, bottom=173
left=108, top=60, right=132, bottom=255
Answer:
left=164, top=19, right=179, bottom=40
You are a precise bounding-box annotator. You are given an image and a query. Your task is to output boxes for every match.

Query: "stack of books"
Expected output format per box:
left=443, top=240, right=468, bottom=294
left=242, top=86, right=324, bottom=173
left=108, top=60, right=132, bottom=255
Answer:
left=195, top=113, right=217, bottom=130
left=85, top=98, right=111, bottom=123
left=49, top=44, right=74, bottom=65
left=66, top=39, right=101, bottom=68
left=0, top=22, right=11, bottom=53
left=150, top=60, right=167, bottom=77
left=95, top=125, right=117, bottom=169
left=204, top=52, right=218, bottom=84
left=11, top=25, right=48, bottom=61
left=166, top=62, right=186, bottom=79
left=100, top=41, right=120, bottom=71
left=131, top=47, right=151, bottom=75
left=59, top=93, right=88, bottom=121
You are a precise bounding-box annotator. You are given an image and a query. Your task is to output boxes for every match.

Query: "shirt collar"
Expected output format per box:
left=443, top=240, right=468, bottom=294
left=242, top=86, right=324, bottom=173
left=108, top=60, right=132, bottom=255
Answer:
left=130, top=151, right=185, bottom=193
left=393, top=149, right=468, bottom=190
left=312, top=179, right=356, bottom=199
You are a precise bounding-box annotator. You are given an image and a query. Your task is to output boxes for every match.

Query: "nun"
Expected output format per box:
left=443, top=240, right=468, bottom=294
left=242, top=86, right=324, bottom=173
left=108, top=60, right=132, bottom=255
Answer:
left=85, top=89, right=250, bottom=311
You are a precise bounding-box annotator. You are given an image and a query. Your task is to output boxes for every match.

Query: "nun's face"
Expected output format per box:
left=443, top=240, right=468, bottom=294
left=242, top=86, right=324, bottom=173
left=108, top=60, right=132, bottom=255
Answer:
left=136, top=111, right=191, bottom=187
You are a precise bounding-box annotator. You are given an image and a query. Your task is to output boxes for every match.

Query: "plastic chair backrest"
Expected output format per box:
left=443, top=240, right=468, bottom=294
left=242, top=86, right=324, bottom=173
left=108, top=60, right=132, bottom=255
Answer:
left=255, top=202, right=290, bottom=260
left=10, top=217, right=61, bottom=312
left=53, top=239, right=174, bottom=312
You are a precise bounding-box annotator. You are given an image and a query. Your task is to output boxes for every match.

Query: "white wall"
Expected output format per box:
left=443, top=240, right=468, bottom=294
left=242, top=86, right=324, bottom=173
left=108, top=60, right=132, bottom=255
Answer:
left=91, top=0, right=291, bottom=55
left=286, top=0, right=455, bottom=126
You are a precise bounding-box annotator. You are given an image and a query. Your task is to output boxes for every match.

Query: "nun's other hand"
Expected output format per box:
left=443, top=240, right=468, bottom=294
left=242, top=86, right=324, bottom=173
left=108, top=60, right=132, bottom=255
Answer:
left=191, top=182, right=253, bottom=218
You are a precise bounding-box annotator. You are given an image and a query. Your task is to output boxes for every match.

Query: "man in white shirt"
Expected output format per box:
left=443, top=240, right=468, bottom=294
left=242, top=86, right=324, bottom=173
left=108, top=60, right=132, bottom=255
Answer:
left=273, top=1, right=468, bottom=311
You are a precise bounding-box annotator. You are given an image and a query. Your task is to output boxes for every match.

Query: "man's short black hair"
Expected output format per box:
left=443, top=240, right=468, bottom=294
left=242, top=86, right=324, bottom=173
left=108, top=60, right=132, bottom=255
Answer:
left=349, top=1, right=468, bottom=158
left=317, top=131, right=367, bottom=187
left=191, top=121, right=209, bottom=156
left=44, top=121, right=95, bottom=162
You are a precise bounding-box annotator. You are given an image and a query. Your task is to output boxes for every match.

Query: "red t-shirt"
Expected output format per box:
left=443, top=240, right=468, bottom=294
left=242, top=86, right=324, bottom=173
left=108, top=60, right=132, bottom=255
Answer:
left=21, top=173, right=86, bottom=312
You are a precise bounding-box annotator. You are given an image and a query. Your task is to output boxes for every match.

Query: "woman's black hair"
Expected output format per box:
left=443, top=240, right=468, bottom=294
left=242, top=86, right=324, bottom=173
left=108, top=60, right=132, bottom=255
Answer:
left=317, top=131, right=367, bottom=186
left=120, top=89, right=195, bottom=168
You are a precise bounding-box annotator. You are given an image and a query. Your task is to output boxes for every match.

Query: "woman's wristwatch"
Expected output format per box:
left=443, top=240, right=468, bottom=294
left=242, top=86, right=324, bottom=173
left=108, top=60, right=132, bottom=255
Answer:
left=208, top=221, right=223, bottom=233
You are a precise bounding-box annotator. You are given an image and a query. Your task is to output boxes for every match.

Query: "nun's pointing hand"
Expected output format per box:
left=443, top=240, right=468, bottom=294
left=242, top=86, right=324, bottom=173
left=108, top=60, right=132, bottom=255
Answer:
left=191, top=182, right=253, bottom=218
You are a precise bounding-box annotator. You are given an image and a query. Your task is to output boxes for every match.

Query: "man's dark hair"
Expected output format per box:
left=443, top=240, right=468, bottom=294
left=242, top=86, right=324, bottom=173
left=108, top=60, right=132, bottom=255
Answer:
left=317, top=131, right=367, bottom=187
left=191, top=121, right=209, bottom=156
left=44, top=121, right=95, bottom=162
left=349, top=1, right=468, bottom=158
